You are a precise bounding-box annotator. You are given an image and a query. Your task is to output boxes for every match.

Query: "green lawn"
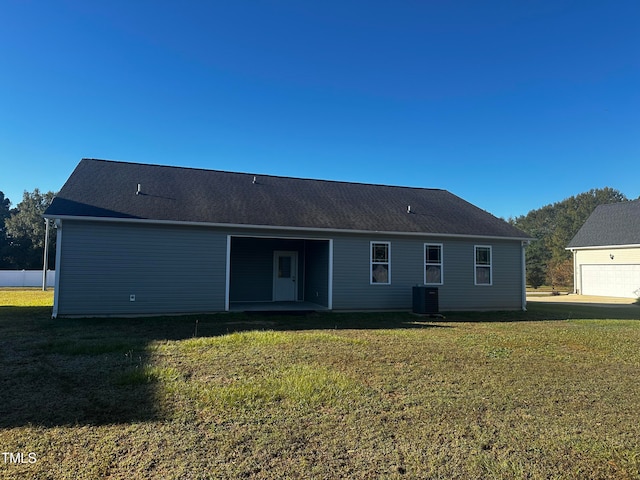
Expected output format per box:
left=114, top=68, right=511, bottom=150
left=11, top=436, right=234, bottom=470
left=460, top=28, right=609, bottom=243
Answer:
left=1, top=289, right=639, bottom=479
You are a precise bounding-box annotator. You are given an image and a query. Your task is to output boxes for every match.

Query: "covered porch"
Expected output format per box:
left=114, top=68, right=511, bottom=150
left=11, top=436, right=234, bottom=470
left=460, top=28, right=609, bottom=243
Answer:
left=226, top=235, right=332, bottom=311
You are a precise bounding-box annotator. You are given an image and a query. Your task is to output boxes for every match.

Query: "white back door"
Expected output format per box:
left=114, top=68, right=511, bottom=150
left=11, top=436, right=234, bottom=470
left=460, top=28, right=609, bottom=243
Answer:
left=273, top=251, right=298, bottom=301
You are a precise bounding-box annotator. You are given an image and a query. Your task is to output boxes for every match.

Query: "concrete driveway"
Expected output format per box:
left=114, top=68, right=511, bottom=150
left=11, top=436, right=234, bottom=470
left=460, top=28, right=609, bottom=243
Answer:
left=527, top=293, right=638, bottom=308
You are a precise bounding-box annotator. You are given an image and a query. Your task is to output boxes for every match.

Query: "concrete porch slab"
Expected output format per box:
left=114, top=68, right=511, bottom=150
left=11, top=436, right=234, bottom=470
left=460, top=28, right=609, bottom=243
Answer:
left=229, top=301, right=328, bottom=313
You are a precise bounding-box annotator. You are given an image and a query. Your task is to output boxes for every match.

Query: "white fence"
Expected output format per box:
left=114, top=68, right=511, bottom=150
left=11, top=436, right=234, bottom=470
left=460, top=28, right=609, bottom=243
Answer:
left=0, top=270, right=55, bottom=287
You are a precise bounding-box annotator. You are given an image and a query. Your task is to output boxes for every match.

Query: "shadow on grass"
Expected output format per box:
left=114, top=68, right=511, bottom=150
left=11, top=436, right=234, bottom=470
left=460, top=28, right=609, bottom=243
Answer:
left=0, top=302, right=637, bottom=428
left=0, top=307, right=163, bottom=428
left=0, top=307, right=449, bottom=428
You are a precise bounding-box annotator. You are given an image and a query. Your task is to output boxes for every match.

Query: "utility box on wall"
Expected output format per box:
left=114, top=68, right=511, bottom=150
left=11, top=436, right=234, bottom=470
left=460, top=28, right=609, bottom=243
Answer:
left=412, top=286, right=439, bottom=314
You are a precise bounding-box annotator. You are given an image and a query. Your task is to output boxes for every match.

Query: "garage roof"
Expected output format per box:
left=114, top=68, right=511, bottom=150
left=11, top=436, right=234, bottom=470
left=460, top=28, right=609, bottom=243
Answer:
left=568, top=199, right=640, bottom=248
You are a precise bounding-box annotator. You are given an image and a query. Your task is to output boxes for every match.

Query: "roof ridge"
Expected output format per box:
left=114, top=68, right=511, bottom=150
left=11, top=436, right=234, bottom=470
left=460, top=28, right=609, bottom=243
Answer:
left=595, top=198, right=640, bottom=210
left=80, top=158, right=446, bottom=192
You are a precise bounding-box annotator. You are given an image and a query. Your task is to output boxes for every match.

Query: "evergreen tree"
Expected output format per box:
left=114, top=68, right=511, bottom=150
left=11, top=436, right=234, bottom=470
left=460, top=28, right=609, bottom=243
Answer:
left=512, top=187, right=627, bottom=288
left=0, top=192, right=14, bottom=268
left=4, top=189, right=56, bottom=269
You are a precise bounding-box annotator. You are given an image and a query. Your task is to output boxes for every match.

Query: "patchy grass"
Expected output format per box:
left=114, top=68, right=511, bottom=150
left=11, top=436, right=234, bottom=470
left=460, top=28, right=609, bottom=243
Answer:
left=1, top=290, right=639, bottom=479
left=186, top=362, right=364, bottom=414
left=0, top=287, right=54, bottom=307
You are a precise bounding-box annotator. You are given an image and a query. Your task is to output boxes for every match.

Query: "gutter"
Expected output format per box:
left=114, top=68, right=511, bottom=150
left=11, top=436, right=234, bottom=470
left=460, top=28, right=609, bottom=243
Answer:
left=43, top=214, right=534, bottom=242
left=565, top=243, right=640, bottom=251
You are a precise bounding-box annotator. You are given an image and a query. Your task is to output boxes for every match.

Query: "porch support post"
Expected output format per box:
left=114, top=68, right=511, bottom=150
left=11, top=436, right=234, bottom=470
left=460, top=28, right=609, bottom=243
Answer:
left=328, top=239, right=333, bottom=310
left=42, top=218, right=50, bottom=291
left=570, top=248, right=577, bottom=294
left=521, top=240, right=528, bottom=311
left=52, top=219, right=62, bottom=318
left=225, top=235, right=231, bottom=311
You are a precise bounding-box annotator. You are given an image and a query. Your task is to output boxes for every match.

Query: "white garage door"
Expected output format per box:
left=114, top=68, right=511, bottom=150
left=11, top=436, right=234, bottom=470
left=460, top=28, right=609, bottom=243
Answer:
left=581, top=264, right=640, bottom=298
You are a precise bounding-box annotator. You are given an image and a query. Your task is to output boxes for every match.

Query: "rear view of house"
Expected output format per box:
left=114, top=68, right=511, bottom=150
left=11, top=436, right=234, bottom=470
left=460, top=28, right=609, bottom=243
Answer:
left=44, top=159, right=530, bottom=317
left=567, top=199, right=640, bottom=298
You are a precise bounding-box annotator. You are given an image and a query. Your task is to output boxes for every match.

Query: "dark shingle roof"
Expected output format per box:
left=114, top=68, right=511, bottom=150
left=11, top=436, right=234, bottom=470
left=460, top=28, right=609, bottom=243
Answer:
left=567, top=199, right=640, bottom=248
left=45, top=159, right=529, bottom=239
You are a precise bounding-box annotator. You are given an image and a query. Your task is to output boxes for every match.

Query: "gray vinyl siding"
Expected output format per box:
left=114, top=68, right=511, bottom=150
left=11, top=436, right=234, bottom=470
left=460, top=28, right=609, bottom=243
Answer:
left=57, top=221, right=227, bottom=316
left=56, top=220, right=523, bottom=315
left=229, top=237, right=274, bottom=302
left=304, top=240, right=330, bottom=307
left=438, top=238, right=524, bottom=310
left=331, top=235, right=523, bottom=311
left=332, top=236, right=409, bottom=310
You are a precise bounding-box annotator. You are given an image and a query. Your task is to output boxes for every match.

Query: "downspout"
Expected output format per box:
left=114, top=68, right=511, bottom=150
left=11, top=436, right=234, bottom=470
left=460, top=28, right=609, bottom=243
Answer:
left=521, top=240, right=528, bottom=311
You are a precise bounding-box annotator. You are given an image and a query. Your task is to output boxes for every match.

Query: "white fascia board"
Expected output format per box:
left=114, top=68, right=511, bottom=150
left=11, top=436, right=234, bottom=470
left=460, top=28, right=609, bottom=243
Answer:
left=43, top=214, right=532, bottom=242
left=566, top=244, right=640, bottom=251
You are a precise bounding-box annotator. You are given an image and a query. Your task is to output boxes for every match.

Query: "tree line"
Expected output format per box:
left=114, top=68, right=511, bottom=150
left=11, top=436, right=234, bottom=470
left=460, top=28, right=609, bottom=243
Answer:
left=509, top=187, right=634, bottom=289
left=0, top=189, right=56, bottom=270
left=0, top=186, right=635, bottom=286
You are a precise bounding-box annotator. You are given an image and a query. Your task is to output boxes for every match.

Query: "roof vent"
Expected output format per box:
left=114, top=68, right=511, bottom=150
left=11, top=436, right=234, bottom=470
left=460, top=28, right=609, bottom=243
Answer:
left=252, top=176, right=257, bottom=184
left=136, top=183, right=141, bottom=195
left=407, top=205, right=412, bottom=214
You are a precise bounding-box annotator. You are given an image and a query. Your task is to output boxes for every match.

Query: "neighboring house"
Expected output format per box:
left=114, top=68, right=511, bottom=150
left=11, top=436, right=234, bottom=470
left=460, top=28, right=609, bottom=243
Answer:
left=44, top=159, right=531, bottom=317
left=567, top=199, right=640, bottom=298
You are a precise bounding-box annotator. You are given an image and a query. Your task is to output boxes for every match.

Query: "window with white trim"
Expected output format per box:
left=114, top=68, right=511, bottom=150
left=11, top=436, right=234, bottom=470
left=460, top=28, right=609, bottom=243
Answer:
left=370, top=242, right=390, bottom=284
left=475, top=245, right=492, bottom=285
left=424, top=243, right=443, bottom=285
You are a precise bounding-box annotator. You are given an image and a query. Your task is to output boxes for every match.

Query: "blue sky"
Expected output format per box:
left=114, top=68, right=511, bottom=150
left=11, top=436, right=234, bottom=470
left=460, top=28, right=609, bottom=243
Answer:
left=1, top=0, right=638, bottom=219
